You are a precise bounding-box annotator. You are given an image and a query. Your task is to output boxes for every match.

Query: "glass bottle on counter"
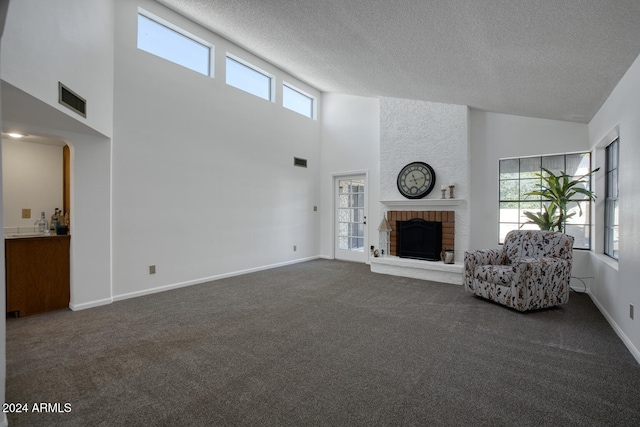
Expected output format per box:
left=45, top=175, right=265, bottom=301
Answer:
left=50, top=208, right=60, bottom=231
left=34, top=212, right=49, bottom=235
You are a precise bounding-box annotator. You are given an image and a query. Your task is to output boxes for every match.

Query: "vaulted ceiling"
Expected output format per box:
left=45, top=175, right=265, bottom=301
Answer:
left=158, top=0, right=640, bottom=123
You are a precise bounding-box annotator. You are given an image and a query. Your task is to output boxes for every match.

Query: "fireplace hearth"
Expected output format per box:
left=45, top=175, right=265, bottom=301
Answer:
left=397, top=219, right=442, bottom=261
left=371, top=209, right=461, bottom=284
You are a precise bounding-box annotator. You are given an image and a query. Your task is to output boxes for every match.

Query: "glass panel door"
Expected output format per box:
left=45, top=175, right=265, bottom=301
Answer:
left=335, top=176, right=367, bottom=262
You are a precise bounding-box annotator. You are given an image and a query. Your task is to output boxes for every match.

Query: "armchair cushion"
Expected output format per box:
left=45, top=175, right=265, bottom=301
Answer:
left=464, top=230, right=574, bottom=312
left=475, top=265, right=514, bottom=286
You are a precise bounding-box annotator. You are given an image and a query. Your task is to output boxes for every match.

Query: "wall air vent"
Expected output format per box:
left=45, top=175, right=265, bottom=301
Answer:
left=58, top=82, right=87, bottom=117
left=294, top=157, right=308, bottom=168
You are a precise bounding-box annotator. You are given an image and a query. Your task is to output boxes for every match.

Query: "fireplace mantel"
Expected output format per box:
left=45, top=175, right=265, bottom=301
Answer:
left=380, top=199, right=462, bottom=208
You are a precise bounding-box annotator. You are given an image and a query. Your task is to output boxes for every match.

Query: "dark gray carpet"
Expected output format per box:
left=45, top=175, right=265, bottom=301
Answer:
left=6, top=259, right=640, bottom=426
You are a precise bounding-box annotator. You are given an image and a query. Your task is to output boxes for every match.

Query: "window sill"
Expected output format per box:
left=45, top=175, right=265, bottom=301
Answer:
left=591, top=252, right=619, bottom=271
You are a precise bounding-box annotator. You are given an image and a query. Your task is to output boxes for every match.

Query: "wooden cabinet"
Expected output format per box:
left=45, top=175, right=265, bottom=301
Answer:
left=5, top=235, right=70, bottom=317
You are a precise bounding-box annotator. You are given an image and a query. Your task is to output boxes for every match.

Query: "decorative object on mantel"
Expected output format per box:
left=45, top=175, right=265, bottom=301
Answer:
left=377, top=215, right=392, bottom=257
left=397, top=161, right=436, bottom=199
left=440, top=184, right=447, bottom=199
left=449, top=183, right=455, bottom=199
left=441, top=248, right=455, bottom=264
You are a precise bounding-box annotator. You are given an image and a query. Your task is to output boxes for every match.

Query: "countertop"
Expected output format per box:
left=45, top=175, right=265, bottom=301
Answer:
left=5, top=233, right=70, bottom=240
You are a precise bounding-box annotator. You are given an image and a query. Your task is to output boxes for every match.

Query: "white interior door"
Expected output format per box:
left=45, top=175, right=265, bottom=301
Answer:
left=335, top=175, right=368, bottom=263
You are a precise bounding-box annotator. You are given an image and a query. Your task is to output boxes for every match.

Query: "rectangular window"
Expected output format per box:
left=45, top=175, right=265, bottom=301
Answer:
left=498, top=152, right=593, bottom=249
left=283, top=83, right=315, bottom=118
left=226, top=55, right=272, bottom=101
left=605, top=139, right=619, bottom=259
left=137, top=12, right=211, bottom=76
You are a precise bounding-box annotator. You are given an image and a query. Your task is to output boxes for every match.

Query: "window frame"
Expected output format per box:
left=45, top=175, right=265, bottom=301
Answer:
left=498, top=152, right=594, bottom=249
left=283, top=82, right=316, bottom=119
left=604, top=138, right=619, bottom=260
left=225, top=54, right=275, bottom=102
left=137, top=9, right=213, bottom=77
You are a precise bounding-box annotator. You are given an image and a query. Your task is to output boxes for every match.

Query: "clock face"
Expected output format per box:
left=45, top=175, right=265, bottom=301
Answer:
left=397, top=162, right=436, bottom=199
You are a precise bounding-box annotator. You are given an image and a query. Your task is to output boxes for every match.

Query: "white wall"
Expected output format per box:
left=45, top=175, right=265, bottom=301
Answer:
left=0, top=0, right=114, bottom=138
left=380, top=98, right=469, bottom=202
left=111, top=0, right=322, bottom=299
left=1, top=0, right=114, bottom=311
left=1, top=139, right=63, bottom=231
left=319, top=93, right=380, bottom=259
left=320, top=96, right=471, bottom=262
left=380, top=97, right=470, bottom=260
left=588, top=52, right=640, bottom=362
left=66, top=131, right=113, bottom=308
left=468, top=111, right=593, bottom=285
left=468, top=111, right=590, bottom=249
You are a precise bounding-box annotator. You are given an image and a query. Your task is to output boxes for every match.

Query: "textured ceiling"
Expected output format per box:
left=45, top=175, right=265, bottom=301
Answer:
left=157, top=0, right=640, bottom=123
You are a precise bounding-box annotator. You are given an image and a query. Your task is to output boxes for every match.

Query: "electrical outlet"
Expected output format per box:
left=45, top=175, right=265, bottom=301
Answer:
left=631, top=304, right=634, bottom=320
left=22, top=208, right=31, bottom=219
left=293, top=246, right=297, bottom=252
left=149, top=265, right=156, bottom=275
left=313, top=206, right=318, bottom=212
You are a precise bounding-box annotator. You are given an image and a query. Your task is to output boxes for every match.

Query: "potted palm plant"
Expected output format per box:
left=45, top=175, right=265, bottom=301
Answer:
left=523, top=167, right=599, bottom=233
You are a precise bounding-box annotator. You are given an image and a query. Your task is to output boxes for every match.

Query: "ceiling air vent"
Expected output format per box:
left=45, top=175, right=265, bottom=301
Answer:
left=58, top=82, right=87, bottom=117
left=294, top=157, right=308, bottom=168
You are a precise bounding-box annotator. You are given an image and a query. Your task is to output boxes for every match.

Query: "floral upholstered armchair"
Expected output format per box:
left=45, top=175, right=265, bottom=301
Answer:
left=464, top=230, right=574, bottom=312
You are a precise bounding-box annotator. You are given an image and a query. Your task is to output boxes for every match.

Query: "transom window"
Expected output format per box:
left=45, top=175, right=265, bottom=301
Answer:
left=226, top=55, right=273, bottom=101
left=499, top=152, right=593, bottom=248
left=283, top=83, right=315, bottom=119
left=604, top=139, right=619, bottom=260
left=137, top=12, right=211, bottom=76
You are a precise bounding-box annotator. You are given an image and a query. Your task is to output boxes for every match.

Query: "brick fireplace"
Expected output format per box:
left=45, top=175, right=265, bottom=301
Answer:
left=387, top=210, right=455, bottom=258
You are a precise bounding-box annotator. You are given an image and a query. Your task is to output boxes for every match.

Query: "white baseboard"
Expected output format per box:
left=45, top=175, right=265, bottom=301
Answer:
left=69, top=297, right=113, bottom=311
left=587, top=291, right=640, bottom=365
left=111, top=256, right=320, bottom=303
left=68, top=257, right=320, bottom=310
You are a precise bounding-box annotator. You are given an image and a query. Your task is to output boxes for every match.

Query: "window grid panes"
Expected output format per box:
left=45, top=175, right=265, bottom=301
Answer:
left=226, top=56, right=272, bottom=101
left=498, top=153, right=593, bottom=249
left=283, top=84, right=314, bottom=118
left=137, top=13, right=210, bottom=76
left=605, top=139, right=619, bottom=260
left=338, top=179, right=365, bottom=251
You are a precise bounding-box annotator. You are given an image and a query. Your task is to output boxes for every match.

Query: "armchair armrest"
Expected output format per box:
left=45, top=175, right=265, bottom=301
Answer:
left=463, top=249, right=504, bottom=291
left=511, top=257, right=572, bottom=310
left=465, top=248, right=503, bottom=266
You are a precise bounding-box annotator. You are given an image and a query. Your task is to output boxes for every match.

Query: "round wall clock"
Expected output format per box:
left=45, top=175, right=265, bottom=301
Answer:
left=397, top=161, right=436, bottom=199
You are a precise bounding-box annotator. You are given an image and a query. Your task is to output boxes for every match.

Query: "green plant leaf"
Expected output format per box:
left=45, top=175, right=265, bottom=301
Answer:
left=523, top=167, right=599, bottom=233
left=523, top=204, right=561, bottom=231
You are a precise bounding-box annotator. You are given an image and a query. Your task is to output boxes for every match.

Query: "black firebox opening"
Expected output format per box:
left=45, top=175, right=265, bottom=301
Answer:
left=397, top=219, right=442, bottom=261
